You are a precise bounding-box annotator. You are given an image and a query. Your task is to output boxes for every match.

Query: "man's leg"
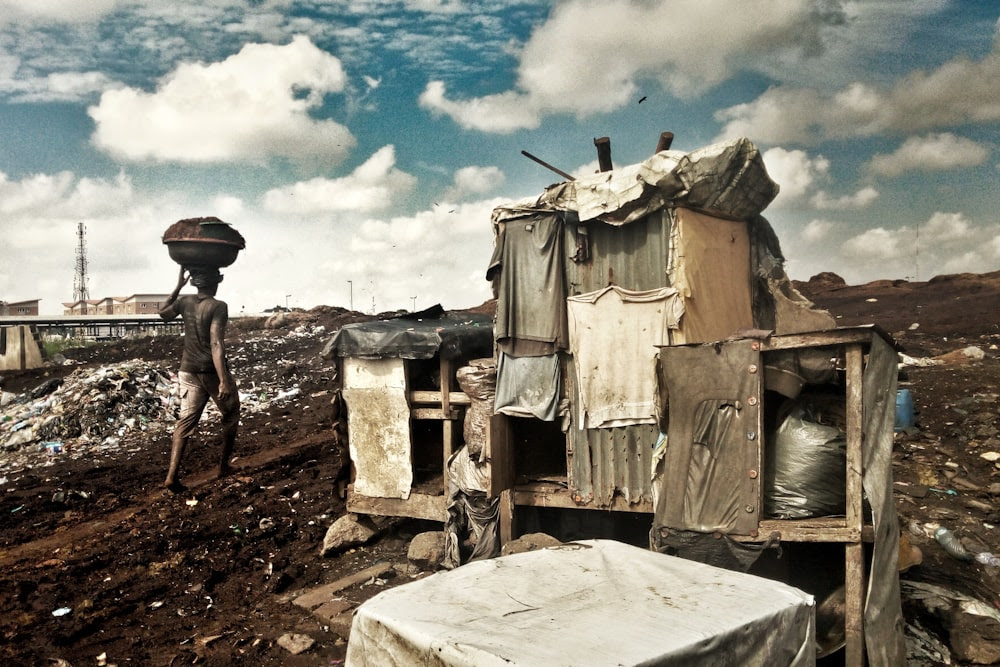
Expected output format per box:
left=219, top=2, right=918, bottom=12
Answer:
left=215, top=392, right=240, bottom=478
left=165, top=374, right=209, bottom=491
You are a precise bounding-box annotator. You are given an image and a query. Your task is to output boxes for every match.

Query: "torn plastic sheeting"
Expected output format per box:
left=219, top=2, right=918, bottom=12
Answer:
left=455, top=358, right=495, bottom=460
left=346, top=539, right=815, bottom=667
left=492, top=137, right=779, bottom=227
left=443, top=445, right=499, bottom=569
left=321, top=311, right=493, bottom=360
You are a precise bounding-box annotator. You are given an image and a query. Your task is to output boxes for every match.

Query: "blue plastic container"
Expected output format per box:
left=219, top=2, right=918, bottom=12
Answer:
left=895, top=389, right=915, bottom=431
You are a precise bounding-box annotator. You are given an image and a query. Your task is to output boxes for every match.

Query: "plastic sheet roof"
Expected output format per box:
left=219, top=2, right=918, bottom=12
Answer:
left=322, top=307, right=494, bottom=360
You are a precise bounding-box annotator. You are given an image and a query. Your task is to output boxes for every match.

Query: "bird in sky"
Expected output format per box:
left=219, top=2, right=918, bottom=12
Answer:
left=638, top=96, right=647, bottom=104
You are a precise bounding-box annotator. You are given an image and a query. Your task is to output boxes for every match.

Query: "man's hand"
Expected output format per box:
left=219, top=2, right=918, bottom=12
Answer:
left=176, top=266, right=189, bottom=290
left=219, top=377, right=237, bottom=401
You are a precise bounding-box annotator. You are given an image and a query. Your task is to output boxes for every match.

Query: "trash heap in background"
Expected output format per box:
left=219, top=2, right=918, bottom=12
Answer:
left=0, top=323, right=331, bottom=474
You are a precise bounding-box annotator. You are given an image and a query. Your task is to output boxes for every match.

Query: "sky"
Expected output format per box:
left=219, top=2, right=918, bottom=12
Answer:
left=0, top=0, right=998, bottom=315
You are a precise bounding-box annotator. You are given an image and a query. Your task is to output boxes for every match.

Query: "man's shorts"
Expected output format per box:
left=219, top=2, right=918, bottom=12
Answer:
left=176, top=371, right=240, bottom=437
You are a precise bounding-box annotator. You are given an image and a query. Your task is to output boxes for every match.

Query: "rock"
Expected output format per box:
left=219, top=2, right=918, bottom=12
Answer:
left=407, top=531, right=445, bottom=569
left=320, top=514, right=378, bottom=556
left=935, top=346, right=986, bottom=365
left=501, top=532, right=563, bottom=556
left=276, top=632, right=314, bottom=655
left=265, top=312, right=288, bottom=329
left=903, top=581, right=1000, bottom=664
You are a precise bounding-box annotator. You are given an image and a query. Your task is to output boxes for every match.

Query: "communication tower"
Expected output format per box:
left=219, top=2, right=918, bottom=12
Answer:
left=73, top=221, right=90, bottom=302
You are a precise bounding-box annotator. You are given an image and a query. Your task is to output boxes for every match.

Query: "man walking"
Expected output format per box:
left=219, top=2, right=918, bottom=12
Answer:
left=159, top=266, right=240, bottom=492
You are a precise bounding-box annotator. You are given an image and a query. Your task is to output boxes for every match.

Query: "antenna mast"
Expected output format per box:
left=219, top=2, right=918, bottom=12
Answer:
left=73, top=221, right=90, bottom=302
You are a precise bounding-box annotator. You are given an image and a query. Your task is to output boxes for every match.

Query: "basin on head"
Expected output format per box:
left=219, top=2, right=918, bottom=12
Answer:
left=162, top=217, right=246, bottom=269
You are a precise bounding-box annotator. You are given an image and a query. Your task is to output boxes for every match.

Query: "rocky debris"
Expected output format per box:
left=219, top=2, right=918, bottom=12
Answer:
left=903, top=581, right=1000, bottom=664
left=407, top=531, right=445, bottom=569
left=276, top=632, right=315, bottom=655
left=320, top=514, right=379, bottom=556
left=500, top=532, right=563, bottom=556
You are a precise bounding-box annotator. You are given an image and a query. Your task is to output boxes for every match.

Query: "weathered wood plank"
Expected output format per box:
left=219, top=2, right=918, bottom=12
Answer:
left=347, top=492, right=447, bottom=522
left=292, top=562, right=393, bottom=609
left=409, top=390, right=471, bottom=406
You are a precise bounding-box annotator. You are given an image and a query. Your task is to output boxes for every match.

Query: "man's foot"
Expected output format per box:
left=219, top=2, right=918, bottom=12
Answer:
left=216, top=463, right=236, bottom=480
left=164, top=479, right=188, bottom=494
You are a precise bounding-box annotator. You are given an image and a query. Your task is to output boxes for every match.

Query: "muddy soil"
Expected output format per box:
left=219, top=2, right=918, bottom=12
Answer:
left=2, top=274, right=1000, bottom=665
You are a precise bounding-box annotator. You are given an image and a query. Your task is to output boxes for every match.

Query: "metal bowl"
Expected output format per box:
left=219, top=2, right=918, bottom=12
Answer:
left=165, top=239, right=241, bottom=268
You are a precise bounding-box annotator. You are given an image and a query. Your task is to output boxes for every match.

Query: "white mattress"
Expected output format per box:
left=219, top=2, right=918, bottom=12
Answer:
left=346, top=539, right=815, bottom=666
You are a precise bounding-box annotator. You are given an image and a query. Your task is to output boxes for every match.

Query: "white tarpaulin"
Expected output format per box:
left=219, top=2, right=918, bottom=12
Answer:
left=346, top=539, right=815, bottom=666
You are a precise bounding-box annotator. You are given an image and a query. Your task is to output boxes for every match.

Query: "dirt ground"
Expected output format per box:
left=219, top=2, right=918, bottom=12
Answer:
left=3, top=273, right=1000, bottom=665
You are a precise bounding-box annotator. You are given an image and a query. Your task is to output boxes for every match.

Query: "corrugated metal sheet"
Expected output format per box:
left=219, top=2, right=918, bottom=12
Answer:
left=565, top=338, right=660, bottom=509
left=567, top=208, right=673, bottom=295
left=561, top=210, right=673, bottom=509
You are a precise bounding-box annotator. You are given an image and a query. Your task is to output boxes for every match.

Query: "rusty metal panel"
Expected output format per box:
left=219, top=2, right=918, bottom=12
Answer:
left=566, top=357, right=658, bottom=508
left=567, top=209, right=672, bottom=295
left=655, top=340, right=763, bottom=535
left=562, top=210, right=670, bottom=507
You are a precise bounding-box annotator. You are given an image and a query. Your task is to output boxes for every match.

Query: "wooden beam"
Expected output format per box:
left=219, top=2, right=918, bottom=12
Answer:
left=410, top=390, right=471, bottom=406
left=347, top=492, right=447, bottom=522
left=844, top=344, right=866, bottom=665
left=499, top=488, right=516, bottom=545
left=411, top=407, right=460, bottom=420
left=292, top=562, right=394, bottom=609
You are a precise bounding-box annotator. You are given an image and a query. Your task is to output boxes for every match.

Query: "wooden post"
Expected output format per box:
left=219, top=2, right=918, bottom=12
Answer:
left=499, top=488, right=516, bottom=545
left=440, top=356, right=453, bottom=494
left=844, top=344, right=866, bottom=665
left=655, top=131, right=674, bottom=153
left=594, top=136, right=613, bottom=172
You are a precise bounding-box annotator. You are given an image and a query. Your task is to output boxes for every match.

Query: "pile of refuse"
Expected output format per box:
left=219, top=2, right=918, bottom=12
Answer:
left=0, top=349, right=322, bottom=475
left=0, top=360, right=178, bottom=465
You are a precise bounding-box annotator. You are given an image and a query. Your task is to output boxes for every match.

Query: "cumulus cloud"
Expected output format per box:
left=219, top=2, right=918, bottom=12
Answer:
left=261, top=145, right=416, bottom=215
left=841, top=226, right=909, bottom=260
left=762, top=147, right=829, bottom=205
left=421, top=0, right=838, bottom=132
left=867, top=133, right=990, bottom=177
left=0, top=63, right=117, bottom=103
left=339, top=197, right=501, bottom=311
left=828, top=211, right=995, bottom=282
left=811, top=186, right=879, bottom=210
left=419, top=81, right=540, bottom=133
left=802, top=219, right=833, bottom=242
left=715, top=49, right=1000, bottom=144
left=88, top=35, right=356, bottom=166
left=0, top=0, right=123, bottom=24
left=0, top=170, right=134, bottom=217
left=443, top=165, right=505, bottom=201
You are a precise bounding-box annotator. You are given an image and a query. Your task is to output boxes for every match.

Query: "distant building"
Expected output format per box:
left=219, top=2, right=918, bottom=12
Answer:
left=118, top=294, right=172, bottom=314
left=62, top=299, right=101, bottom=315
left=63, top=294, right=172, bottom=316
left=0, top=299, right=40, bottom=316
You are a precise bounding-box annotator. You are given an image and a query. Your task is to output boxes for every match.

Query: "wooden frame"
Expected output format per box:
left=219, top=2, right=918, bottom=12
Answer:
left=343, top=355, right=467, bottom=523
left=492, top=326, right=894, bottom=666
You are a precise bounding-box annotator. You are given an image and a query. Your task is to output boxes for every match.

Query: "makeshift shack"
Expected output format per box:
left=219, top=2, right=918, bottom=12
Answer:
left=481, top=136, right=904, bottom=665
left=321, top=306, right=493, bottom=522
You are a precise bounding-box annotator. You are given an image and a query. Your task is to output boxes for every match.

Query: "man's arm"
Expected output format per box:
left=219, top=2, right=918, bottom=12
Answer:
left=210, top=301, right=236, bottom=399
left=159, top=267, right=188, bottom=321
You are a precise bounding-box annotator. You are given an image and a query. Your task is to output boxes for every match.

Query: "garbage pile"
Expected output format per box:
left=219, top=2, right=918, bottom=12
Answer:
left=0, top=324, right=332, bottom=475
left=0, top=360, right=178, bottom=471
